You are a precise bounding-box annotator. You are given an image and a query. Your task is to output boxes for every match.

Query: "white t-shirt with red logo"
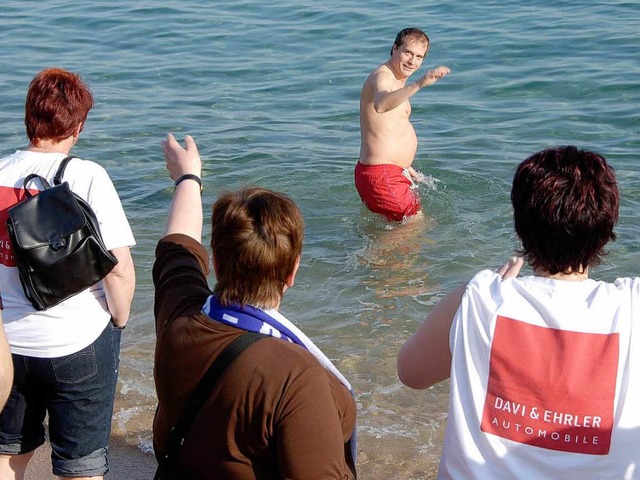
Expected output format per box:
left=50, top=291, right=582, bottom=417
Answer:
left=440, top=270, right=640, bottom=479
left=0, top=150, right=135, bottom=358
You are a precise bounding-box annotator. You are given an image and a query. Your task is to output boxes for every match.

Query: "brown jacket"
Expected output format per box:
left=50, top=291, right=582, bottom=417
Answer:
left=153, top=234, right=357, bottom=479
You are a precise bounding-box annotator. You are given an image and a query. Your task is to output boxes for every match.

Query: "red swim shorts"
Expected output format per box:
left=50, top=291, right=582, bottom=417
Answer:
left=354, top=162, right=421, bottom=221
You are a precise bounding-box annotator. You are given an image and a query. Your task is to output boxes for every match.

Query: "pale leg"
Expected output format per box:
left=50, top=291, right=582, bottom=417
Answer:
left=0, top=451, right=35, bottom=480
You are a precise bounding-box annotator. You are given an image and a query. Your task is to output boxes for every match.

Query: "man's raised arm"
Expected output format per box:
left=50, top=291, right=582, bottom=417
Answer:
left=373, top=66, right=450, bottom=114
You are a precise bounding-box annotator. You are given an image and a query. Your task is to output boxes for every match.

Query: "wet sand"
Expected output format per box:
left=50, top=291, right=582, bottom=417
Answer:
left=25, top=430, right=441, bottom=480
left=25, top=433, right=440, bottom=480
left=25, top=436, right=156, bottom=480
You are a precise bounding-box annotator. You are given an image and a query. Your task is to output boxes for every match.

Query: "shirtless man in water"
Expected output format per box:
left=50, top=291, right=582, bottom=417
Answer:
left=355, top=27, right=450, bottom=221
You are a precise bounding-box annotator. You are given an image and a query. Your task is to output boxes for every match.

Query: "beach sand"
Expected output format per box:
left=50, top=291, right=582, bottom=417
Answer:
left=24, top=429, right=440, bottom=479
left=24, top=435, right=157, bottom=480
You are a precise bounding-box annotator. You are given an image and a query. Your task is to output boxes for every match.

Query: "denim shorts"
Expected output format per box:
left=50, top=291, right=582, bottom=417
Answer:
left=0, top=321, right=122, bottom=477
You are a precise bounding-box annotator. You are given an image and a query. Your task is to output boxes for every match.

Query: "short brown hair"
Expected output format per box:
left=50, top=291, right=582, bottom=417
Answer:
left=511, top=146, right=619, bottom=275
left=25, top=67, right=94, bottom=144
left=211, top=188, right=304, bottom=309
left=391, top=27, right=430, bottom=56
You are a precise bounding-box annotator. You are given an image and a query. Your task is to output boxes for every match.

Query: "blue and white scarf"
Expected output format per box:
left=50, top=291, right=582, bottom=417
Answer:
left=202, top=295, right=357, bottom=459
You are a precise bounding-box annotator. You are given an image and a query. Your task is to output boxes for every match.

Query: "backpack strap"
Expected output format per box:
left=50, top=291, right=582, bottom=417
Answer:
left=22, top=174, right=51, bottom=197
left=21, top=155, right=76, bottom=197
left=53, top=156, right=77, bottom=186
left=155, top=331, right=265, bottom=477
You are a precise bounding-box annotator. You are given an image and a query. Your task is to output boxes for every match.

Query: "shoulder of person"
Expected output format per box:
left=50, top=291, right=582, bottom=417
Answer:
left=365, top=64, right=390, bottom=84
left=372, top=64, right=394, bottom=79
left=248, top=336, right=323, bottom=371
left=64, top=156, right=110, bottom=179
left=466, top=269, right=501, bottom=291
left=613, top=276, right=640, bottom=293
left=245, top=338, right=352, bottom=406
left=241, top=337, right=349, bottom=394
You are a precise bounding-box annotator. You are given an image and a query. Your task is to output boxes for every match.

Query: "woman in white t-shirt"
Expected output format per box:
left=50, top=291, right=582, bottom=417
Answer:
left=398, top=146, right=640, bottom=478
left=0, top=68, right=136, bottom=480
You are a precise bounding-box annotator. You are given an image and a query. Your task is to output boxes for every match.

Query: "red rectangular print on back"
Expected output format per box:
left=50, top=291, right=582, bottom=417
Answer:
left=481, top=315, right=619, bottom=455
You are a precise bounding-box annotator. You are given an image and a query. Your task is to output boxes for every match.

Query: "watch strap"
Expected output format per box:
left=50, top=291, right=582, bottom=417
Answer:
left=174, top=174, right=203, bottom=193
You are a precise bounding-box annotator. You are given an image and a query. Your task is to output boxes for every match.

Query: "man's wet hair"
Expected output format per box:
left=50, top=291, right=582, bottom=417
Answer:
left=391, top=27, right=430, bottom=56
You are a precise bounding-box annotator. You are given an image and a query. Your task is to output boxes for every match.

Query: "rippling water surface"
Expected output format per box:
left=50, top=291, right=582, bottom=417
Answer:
left=1, top=1, right=639, bottom=477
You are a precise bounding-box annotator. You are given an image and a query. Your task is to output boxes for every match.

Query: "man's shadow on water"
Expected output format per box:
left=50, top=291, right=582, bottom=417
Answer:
left=357, top=213, right=434, bottom=299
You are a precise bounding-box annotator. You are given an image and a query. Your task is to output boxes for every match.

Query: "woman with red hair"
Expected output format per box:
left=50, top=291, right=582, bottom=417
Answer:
left=0, top=68, right=135, bottom=480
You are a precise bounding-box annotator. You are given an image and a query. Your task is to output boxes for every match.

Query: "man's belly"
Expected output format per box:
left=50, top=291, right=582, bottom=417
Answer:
left=359, top=131, right=418, bottom=168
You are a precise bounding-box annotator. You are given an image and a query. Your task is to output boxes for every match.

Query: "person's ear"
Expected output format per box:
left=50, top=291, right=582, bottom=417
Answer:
left=71, top=123, right=84, bottom=145
left=285, top=256, right=301, bottom=288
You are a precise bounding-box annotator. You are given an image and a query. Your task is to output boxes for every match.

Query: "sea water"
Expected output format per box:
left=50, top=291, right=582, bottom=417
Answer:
left=0, top=1, right=638, bottom=477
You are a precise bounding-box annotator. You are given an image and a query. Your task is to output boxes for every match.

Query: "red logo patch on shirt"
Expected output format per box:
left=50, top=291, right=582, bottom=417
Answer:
left=481, top=315, right=618, bottom=455
left=0, top=185, right=36, bottom=267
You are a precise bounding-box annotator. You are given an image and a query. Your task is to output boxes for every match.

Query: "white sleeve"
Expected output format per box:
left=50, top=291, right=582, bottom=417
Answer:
left=68, top=159, right=136, bottom=251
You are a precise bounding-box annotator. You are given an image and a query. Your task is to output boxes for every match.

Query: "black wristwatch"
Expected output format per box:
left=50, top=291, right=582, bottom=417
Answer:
left=174, top=174, right=203, bottom=193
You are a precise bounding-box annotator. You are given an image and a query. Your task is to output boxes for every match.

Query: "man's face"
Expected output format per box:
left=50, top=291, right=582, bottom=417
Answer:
left=391, top=37, right=428, bottom=79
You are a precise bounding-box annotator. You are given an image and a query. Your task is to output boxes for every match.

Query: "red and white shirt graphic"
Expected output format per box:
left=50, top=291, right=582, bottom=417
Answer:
left=0, top=185, right=37, bottom=267
left=481, top=315, right=619, bottom=455
left=439, top=270, right=640, bottom=478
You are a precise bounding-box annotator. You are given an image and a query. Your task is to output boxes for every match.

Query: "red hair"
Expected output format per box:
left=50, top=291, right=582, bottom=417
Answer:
left=24, top=68, right=94, bottom=144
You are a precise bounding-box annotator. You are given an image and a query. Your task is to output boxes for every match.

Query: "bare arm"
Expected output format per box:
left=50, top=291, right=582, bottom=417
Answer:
left=373, top=65, right=451, bottom=114
left=397, top=257, right=524, bottom=389
left=0, top=312, right=13, bottom=411
left=397, top=284, right=466, bottom=389
left=103, top=246, right=135, bottom=327
left=162, top=133, right=203, bottom=242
